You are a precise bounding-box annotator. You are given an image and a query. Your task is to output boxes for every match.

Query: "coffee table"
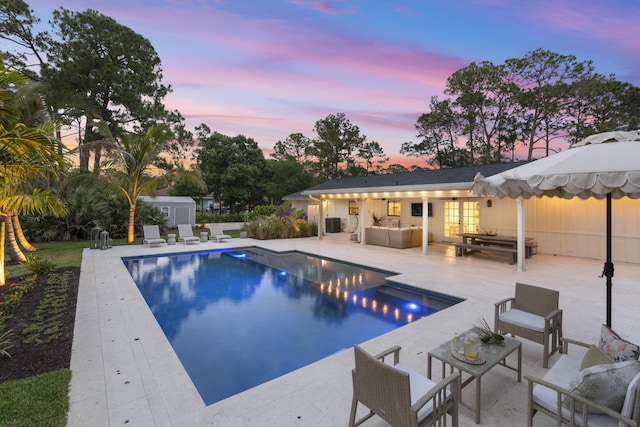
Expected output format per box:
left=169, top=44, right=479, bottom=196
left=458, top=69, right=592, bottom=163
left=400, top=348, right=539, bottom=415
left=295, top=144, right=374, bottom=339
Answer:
left=427, top=327, right=521, bottom=424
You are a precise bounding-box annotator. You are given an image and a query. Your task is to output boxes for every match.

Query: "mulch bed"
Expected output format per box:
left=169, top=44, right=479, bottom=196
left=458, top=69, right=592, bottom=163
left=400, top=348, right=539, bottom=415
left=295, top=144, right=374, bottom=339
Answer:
left=0, top=267, right=79, bottom=383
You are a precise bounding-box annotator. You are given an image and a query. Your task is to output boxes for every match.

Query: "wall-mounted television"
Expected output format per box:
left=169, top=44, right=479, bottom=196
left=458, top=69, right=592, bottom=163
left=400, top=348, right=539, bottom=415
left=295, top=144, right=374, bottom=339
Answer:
left=411, top=202, right=432, bottom=217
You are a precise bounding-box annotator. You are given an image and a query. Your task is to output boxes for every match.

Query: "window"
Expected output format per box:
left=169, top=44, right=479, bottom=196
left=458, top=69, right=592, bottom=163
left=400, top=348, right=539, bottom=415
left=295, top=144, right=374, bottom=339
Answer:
left=387, top=200, right=400, bottom=217
left=160, top=206, right=169, bottom=219
left=349, top=200, right=359, bottom=215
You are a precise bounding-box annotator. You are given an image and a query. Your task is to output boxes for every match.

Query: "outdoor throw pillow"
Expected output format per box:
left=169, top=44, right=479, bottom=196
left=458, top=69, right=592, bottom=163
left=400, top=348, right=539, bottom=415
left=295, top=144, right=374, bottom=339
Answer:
left=580, top=344, right=614, bottom=371
left=598, top=325, right=640, bottom=362
left=563, top=360, right=640, bottom=414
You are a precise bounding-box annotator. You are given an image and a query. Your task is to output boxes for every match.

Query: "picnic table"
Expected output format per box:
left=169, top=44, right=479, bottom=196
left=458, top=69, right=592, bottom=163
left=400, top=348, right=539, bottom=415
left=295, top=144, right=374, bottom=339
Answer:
left=455, top=233, right=537, bottom=264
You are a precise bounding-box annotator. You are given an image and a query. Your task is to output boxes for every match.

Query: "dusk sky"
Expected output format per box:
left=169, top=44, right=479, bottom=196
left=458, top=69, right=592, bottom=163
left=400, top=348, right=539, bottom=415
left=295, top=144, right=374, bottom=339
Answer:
left=19, top=0, right=640, bottom=166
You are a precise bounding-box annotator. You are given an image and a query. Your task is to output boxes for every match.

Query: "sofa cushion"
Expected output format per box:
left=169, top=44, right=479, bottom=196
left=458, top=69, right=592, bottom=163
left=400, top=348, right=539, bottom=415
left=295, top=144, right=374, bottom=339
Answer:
left=619, top=372, right=640, bottom=427
left=580, top=344, right=615, bottom=371
left=563, top=360, right=640, bottom=414
left=499, top=308, right=545, bottom=333
left=599, top=325, right=639, bottom=362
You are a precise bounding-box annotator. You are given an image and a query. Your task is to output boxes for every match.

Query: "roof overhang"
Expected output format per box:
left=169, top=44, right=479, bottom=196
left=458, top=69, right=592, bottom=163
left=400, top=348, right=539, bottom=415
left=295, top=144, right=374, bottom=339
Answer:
left=301, top=182, right=480, bottom=199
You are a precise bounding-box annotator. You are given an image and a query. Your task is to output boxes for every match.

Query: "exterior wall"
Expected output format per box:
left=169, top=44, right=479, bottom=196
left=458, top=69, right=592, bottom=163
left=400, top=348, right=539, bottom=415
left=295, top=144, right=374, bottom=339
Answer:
left=479, top=196, right=640, bottom=264
left=302, top=196, right=640, bottom=264
left=139, top=197, right=196, bottom=227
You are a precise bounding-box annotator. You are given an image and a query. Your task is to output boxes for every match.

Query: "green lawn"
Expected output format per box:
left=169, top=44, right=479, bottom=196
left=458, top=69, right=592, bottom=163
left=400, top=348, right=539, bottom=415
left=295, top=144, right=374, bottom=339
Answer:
left=2, top=240, right=89, bottom=426
left=0, top=366, right=71, bottom=427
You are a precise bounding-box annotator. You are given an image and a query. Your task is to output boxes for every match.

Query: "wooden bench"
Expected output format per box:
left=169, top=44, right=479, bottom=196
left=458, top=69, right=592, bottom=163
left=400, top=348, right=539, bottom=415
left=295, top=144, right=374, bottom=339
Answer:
left=470, top=238, right=538, bottom=258
left=454, top=243, right=517, bottom=264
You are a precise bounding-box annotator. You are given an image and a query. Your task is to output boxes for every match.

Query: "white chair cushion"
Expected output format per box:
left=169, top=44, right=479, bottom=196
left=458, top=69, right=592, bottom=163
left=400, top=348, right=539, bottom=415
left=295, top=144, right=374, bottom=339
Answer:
left=618, top=371, right=640, bottom=427
left=395, top=363, right=450, bottom=423
left=533, top=353, right=619, bottom=427
left=499, top=308, right=545, bottom=332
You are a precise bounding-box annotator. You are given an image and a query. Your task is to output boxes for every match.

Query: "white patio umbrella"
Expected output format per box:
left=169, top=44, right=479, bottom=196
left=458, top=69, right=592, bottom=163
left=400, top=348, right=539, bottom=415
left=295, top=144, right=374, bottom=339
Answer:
left=471, top=130, right=640, bottom=327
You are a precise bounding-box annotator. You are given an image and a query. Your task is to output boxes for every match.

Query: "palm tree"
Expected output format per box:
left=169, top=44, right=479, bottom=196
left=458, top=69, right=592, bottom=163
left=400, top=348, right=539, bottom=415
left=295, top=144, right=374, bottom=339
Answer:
left=0, top=67, right=68, bottom=284
left=89, top=125, right=203, bottom=244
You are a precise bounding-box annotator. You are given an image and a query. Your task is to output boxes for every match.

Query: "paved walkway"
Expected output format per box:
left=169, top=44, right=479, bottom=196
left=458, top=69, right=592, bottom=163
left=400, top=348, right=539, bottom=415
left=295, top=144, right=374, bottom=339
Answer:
left=67, top=234, right=639, bottom=426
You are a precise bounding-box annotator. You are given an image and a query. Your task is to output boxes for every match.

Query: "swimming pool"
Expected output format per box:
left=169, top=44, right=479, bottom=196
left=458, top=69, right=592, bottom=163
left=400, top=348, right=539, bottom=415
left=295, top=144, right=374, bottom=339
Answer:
left=123, top=247, right=463, bottom=405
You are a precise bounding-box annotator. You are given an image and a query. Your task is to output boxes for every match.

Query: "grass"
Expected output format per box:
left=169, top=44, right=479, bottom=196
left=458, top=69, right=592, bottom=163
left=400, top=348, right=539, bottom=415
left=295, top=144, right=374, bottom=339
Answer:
left=0, top=369, right=71, bottom=427
left=2, top=239, right=89, bottom=427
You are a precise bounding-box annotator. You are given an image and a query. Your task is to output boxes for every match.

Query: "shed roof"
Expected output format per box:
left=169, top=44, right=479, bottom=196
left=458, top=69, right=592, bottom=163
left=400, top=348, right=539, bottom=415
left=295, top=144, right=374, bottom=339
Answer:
left=139, top=196, right=196, bottom=204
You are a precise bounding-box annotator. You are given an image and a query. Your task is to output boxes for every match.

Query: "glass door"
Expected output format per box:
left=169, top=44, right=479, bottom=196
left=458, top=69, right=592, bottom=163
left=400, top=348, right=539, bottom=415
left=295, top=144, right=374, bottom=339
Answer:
left=461, top=201, right=480, bottom=234
left=443, top=200, right=480, bottom=240
left=443, top=201, right=459, bottom=239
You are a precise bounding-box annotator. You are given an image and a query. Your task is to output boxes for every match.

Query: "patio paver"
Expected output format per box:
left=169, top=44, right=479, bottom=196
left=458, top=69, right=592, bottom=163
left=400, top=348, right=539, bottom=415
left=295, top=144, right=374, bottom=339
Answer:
left=68, top=235, right=640, bottom=426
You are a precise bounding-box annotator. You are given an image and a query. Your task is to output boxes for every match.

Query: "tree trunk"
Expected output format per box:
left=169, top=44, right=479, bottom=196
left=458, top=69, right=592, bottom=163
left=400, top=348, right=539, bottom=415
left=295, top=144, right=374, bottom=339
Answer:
left=93, top=146, right=102, bottom=172
left=0, top=219, right=5, bottom=286
left=79, top=142, right=90, bottom=172
left=12, top=215, right=36, bottom=252
left=4, top=215, right=26, bottom=263
left=127, top=202, right=136, bottom=244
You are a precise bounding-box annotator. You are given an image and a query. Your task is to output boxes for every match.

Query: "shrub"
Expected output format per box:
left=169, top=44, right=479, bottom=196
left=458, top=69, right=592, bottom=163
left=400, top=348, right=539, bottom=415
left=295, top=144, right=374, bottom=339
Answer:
left=245, top=210, right=317, bottom=240
left=21, top=254, right=56, bottom=274
left=253, top=205, right=275, bottom=216
left=196, top=211, right=244, bottom=225
left=0, top=327, right=12, bottom=358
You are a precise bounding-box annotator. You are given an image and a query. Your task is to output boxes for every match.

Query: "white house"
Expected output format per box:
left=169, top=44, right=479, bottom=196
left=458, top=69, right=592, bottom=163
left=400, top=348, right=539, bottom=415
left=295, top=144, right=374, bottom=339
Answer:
left=287, top=163, right=640, bottom=265
left=138, top=196, right=196, bottom=228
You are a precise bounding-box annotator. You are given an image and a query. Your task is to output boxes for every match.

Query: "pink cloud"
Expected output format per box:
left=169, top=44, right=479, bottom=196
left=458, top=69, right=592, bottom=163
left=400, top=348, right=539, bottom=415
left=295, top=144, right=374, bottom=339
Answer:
left=520, top=2, right=640, bottom=63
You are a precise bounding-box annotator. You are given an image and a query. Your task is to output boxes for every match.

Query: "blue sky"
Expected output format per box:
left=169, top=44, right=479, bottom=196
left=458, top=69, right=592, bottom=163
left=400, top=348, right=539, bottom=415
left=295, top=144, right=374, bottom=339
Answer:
left=18, top=0, right=640, bottom=165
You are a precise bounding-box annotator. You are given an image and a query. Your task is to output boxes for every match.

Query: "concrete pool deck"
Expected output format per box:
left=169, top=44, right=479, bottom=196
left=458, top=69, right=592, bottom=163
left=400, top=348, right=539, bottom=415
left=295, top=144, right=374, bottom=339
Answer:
left=68, top=235, right=640, bottom=426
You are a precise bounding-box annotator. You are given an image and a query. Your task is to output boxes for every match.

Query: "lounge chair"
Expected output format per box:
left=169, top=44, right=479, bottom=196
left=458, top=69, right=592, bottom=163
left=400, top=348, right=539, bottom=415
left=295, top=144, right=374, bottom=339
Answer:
left=495, top=282, right=563, bottom=368
left=142, top=225, right=166, bottom=247
left=207, top=223, right=232, bottom=242
left=177, top=224, right=200, bottom=244
left=349, top=344, right=460, bottom=427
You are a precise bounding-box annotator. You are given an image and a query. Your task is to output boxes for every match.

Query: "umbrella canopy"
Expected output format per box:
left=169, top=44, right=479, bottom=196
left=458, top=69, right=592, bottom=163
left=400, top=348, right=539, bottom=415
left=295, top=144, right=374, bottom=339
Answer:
left=471, top=130, right=640, bottom=200
left=470, top=130, right=640, bottom=327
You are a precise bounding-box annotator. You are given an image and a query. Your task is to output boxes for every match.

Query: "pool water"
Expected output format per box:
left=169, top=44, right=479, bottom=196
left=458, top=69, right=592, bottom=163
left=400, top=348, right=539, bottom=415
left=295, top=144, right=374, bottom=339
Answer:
left=123, top=248, right=462, bottom=405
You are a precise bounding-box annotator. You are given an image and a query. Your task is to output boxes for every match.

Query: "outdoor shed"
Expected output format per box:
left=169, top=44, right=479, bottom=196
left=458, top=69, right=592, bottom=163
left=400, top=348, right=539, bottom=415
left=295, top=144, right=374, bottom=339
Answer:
left=138, top=196, right=196, bottom=228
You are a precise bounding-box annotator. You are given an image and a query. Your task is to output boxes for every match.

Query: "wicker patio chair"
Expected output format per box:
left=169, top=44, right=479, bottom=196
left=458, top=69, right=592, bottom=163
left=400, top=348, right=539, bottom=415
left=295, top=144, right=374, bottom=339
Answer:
left=495, top=282, right=563, bottom=368
left=349, top=344, right=460, bottom=427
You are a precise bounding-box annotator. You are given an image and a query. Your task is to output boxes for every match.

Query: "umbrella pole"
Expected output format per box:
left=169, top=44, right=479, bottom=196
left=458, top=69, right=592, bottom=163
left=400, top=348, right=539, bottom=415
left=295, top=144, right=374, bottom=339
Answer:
left=604, top=193, right=614, bottom=327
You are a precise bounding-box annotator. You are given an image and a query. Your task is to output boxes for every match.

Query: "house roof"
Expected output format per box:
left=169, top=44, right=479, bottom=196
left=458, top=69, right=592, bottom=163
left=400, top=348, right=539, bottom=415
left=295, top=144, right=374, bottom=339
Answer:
left=139, top=196, right=196, bottom=204
left=301, top=162, right=528, bottom=196
left=282, top=191, right=309, bottom=201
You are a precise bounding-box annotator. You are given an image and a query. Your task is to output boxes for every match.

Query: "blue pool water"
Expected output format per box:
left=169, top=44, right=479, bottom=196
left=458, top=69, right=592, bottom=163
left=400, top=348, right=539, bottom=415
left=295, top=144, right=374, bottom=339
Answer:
left=123, top=247, right=462, bottom=405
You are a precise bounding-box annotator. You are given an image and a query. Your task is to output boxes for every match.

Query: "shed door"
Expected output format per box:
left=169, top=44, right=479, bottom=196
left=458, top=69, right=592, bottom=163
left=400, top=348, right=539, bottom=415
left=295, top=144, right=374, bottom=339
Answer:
left=175, top=207, right=190, bottom=226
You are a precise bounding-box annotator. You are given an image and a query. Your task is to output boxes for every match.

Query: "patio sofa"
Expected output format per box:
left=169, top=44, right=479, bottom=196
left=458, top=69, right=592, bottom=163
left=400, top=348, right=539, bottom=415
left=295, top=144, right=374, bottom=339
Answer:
left=365, top=226, right=423, bottom=249
left=526, top=326, right=640, bottom=426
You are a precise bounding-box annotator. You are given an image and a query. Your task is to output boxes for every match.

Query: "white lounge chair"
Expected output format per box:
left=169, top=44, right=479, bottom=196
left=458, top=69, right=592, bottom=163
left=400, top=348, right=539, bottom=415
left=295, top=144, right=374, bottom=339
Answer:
left=142, top=225, right=166, bottom=247
left=207, top=223, right=232, bottom=242
left=177, top=224, right=200, bottom=244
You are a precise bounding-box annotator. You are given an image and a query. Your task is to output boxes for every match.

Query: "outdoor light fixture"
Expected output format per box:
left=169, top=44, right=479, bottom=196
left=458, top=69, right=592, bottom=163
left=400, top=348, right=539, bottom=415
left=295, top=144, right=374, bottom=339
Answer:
left=487, top=200, right=492, bottom=208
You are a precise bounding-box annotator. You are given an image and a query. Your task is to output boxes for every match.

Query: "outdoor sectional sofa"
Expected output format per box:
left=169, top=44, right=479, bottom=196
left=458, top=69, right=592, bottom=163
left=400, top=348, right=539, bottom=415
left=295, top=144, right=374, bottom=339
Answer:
left=365, top=226, right=423, bottom=249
